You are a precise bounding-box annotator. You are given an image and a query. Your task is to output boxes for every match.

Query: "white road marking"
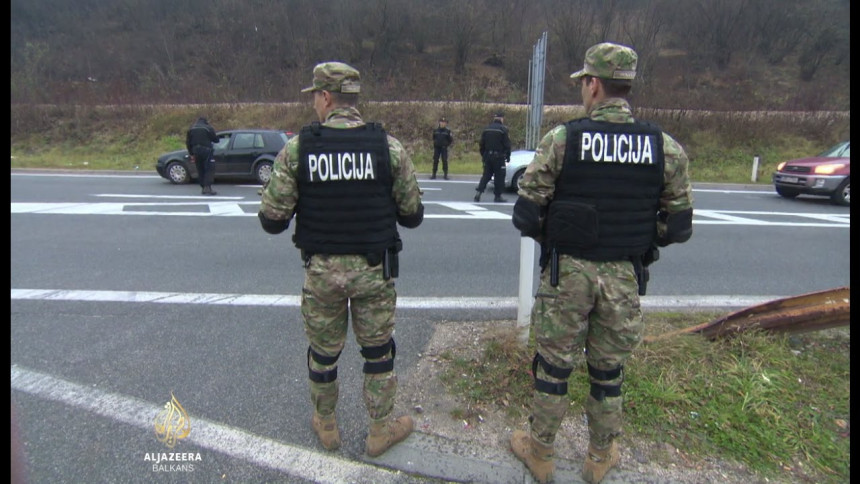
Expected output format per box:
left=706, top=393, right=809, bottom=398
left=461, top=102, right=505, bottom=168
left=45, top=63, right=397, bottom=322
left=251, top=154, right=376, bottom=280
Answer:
left=10, top=288, right=783, bottom=310
left=11, top=173, right=163, bottom=178
left=693, top=209, right=849, bottom=227
left=10, top=201, right=850, bottom=226
left=95, top=193, right=244, bottom=200
left=694, top=188, right=778, bottom=194
left=10, top=366, right=407, bottom=484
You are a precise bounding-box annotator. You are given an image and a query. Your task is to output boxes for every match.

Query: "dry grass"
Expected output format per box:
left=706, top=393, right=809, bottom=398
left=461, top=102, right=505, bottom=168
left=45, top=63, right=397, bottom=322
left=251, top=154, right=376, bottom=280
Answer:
left=437, top=313, right=850, bottom=484
left=10, top=103, right=849, bottom=184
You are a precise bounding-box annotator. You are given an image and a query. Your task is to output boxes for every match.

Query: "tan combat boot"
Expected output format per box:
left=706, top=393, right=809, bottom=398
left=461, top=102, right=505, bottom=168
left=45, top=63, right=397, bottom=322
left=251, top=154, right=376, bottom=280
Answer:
left=510, top=430, right=555, bottom=483
left=312, top=412, right=341, bottom=451
left=581, top=440, right=620, bottom=484
left=365, top=416, right=414, bottom=457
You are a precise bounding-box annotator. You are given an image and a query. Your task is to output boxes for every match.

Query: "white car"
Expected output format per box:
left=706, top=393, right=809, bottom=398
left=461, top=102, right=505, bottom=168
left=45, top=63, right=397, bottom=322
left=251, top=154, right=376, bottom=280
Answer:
left=501, top=150, right=536, bottom=192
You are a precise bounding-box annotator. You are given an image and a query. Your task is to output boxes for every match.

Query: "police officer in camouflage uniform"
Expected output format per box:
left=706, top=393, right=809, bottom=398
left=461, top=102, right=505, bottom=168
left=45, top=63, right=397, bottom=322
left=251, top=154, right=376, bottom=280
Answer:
left=258, top=62, right=425, bottom=457
left=510, top=42, right=694, bottom=484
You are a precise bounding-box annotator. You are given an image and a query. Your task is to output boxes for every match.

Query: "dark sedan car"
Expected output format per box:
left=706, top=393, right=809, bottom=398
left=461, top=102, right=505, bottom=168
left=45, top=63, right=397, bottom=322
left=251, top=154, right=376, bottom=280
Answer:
left=156, top=129, right=293, bottom=185
left=772, top=141, right=850, bottom=206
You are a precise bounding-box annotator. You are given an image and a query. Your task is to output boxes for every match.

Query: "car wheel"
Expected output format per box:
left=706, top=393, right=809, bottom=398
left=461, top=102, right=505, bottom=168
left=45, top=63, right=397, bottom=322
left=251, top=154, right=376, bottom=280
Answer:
left=255, top=161, right=273, bottom=185
left=511, top=169, right=526, bottom=192
left=166, top=162, right=190, bottom=184
left=830, top=178, right=849, bottom=206
left=775, top=186, right=800, bottom=199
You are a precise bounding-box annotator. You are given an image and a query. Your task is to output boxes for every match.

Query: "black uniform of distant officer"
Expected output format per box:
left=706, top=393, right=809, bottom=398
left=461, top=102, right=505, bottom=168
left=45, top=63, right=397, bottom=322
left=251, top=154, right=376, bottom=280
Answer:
left=186, top=116, right=219, bottom=195
left=431, top=118, right=453, bottom=179
left=475, top=112, right=511, bottom=202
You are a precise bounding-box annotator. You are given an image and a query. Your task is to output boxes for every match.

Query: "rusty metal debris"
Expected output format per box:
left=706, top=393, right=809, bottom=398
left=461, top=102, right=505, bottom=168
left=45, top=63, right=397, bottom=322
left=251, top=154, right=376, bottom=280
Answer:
left=644, top=286, right=850, bottom=343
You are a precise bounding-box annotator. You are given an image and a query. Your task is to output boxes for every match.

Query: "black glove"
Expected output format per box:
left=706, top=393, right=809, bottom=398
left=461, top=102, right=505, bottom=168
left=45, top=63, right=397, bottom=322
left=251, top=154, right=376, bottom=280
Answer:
left=642, top=245, right=660, bottom=266
left=512, top=197, right=542, bottom=239
left=258, top=211, right=289, bottom=234
left=397, top=203, right=424, bottom=228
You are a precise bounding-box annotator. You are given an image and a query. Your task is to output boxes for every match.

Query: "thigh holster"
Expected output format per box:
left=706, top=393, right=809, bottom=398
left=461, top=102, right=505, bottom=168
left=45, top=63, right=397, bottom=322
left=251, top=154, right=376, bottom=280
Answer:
left=587, top=363, right=623, bottom=401
left=532, top=352, right=573, bottom=396
left=360, top=338, right=396, bottom=374
left=308, top=346, right=341, bottom=383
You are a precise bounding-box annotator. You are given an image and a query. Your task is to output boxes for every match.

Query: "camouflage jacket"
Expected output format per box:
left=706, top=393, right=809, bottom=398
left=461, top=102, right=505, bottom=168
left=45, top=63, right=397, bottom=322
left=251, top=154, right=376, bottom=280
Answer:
left=259, top=107, right=424, bottom=224
left=517, top=98, right=693, bottom=240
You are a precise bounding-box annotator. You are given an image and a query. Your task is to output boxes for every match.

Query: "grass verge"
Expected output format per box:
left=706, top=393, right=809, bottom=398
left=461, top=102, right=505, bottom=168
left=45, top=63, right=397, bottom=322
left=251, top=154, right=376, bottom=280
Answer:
left=438, top=312, right=850, bottom=483
left=10, top=103, right=849, bottom=186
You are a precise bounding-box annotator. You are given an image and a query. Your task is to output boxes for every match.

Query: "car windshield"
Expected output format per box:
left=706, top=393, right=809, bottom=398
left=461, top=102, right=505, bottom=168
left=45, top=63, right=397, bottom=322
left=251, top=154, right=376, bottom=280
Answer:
left=819, top=142, right=850, bottom=158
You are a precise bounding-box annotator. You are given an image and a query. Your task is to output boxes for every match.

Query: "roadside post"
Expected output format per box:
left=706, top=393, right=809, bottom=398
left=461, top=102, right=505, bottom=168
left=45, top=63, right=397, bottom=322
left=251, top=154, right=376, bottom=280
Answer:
left=518, top=31, right=547, bottom=343
left=518, top=237, right=536, bottom=342
left=752, top=155, right=760, bottom=182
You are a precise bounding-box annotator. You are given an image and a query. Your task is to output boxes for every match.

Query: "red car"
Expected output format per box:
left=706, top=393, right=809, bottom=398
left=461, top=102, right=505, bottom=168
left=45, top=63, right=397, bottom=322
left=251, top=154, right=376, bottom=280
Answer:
left=772, top=141, right=850, bottom=206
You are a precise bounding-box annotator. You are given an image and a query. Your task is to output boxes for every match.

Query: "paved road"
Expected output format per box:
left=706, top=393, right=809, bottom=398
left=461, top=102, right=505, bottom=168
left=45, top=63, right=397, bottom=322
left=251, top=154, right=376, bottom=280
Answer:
left=10, top=171, right=850, bottom=483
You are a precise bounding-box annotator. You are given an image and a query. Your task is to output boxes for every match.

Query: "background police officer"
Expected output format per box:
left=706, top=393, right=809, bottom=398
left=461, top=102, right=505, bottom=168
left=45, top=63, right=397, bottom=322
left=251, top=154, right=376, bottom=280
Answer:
left=258, top=61, right=425, bottom=457
left=510, top=42, right=694, bottom=484
left=431, top=117, right=453, bottom=179
left=185, top=116, right=219, bottom=195
left=475, top=111, right=511, bottom=203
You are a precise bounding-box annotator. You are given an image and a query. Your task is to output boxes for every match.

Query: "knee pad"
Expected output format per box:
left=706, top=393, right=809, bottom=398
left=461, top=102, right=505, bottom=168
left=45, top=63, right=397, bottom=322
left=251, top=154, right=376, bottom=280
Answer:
left=587, top=363, right=623, bottom=381
left=587, top=363, right=623, bottom=401
left=590, top=382, right=622, bottom=401
left=360, top=338, right=396, bottom=374
left=308, top=346, right=341, bottom=383
left=532, top=352, right=573, bottom=396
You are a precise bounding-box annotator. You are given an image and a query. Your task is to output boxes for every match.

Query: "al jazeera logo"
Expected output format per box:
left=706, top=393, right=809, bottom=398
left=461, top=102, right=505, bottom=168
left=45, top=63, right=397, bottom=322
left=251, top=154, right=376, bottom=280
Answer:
left=145, top=393, right=200, bottom=472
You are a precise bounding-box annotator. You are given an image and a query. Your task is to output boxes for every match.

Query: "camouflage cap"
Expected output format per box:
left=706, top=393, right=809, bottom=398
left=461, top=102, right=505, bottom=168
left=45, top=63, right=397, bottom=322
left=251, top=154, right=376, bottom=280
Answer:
left=300, top=62, right=361, bottom=93
left=570, top=42, right=637, bottom=81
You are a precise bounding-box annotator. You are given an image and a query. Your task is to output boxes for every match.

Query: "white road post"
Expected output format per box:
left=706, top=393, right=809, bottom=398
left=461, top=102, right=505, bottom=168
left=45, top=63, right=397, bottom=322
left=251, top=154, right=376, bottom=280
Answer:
left=518, top=236, right=536, bottom=342
left=751, top=155, right=760, bottom=182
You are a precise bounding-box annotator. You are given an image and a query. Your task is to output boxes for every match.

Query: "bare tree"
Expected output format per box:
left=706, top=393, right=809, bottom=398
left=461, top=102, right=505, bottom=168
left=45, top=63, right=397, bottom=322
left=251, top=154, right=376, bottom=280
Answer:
left=747, top=0, right=805, bottom=65
left=594, top=0, right=619, bottom=43
left=798, top=28, right=840, bottom=82
left=445, top=0, right=484, bottom=75
left=8, top=0, right=852, bottom=108
left=540, top=0, right=600, bottom=75
left=617, top=0, right=666, bottom=94
left=667, top=0, right=754, bottom=70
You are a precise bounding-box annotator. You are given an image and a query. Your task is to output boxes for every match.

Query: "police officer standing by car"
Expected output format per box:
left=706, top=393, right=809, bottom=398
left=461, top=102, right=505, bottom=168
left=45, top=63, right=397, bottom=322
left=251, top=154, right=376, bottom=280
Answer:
left=258, top=61, right=425, bottom=457
left=186, top=116, right=219, bottom=195
left=510, top=42, right=694, bottom=484
left=431, top=117, right=453, bottom=179
left=475, top=111, right=511, bottom=202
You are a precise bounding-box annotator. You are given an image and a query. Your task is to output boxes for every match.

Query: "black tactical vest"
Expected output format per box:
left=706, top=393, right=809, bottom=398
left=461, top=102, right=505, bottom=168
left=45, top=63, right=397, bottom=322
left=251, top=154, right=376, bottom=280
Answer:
left=294, top=122, right=397, bottom=254
left=547, top=118, right=665, bottom=261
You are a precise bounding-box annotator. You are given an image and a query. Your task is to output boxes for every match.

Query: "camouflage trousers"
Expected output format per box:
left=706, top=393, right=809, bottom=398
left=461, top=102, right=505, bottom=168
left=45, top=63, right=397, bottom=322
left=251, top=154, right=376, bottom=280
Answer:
left=301, top=254, right=398, bottom=422
left=528, top=255, right=643, bottom=449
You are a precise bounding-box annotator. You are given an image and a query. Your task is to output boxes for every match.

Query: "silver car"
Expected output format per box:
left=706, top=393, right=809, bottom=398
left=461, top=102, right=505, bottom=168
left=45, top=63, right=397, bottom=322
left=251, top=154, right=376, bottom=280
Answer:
left=501, top=150, right=536, bottom=192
